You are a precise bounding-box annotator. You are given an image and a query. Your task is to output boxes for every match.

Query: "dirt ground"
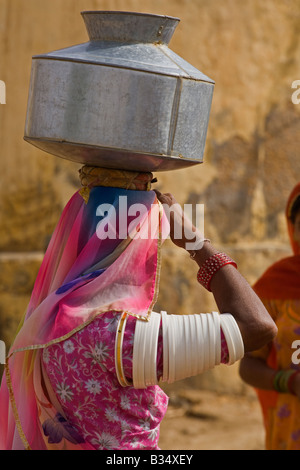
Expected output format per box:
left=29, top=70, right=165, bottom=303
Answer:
left=158, top=388, right=266, bottom=451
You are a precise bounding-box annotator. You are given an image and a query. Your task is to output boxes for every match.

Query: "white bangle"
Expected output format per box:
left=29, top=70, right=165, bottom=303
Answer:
left=161, top=310, right=169, bottom=383
left=117, top=311, right=245, bottom=389
left=220, top=314, right=244, bottom=365
left=132, top=312, right=161, bottom=388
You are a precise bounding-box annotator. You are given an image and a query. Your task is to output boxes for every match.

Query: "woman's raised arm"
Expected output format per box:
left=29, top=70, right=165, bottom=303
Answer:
left=155, top=190, right=277, bottom=352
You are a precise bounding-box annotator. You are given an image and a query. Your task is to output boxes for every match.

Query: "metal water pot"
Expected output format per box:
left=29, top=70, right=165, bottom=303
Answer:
left=24, top=11, right=214, bottom=172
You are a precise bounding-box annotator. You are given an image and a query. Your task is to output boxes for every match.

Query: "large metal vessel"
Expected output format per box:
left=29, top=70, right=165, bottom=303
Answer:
left=24, top=11, right=214, bottom=172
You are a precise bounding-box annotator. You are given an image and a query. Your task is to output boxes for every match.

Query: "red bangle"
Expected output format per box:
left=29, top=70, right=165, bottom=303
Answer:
left=287, top=370, right=300, bottom=395
left=197, top=252, right=237, bottom=291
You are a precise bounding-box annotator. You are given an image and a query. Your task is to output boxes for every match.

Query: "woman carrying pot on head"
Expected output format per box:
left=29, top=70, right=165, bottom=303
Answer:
left=239, top=182, right=300, bottom=450
left=0, top=167, right=276, bottom=450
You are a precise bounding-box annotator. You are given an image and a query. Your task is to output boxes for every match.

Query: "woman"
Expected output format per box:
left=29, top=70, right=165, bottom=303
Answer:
left=239, top=182, right=300, bottom=450
left=0, top=167, right=276, bottom=450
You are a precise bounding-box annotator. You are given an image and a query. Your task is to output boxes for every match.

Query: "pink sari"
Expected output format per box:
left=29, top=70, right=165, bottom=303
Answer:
left=0, top=183, right=169, bottom=450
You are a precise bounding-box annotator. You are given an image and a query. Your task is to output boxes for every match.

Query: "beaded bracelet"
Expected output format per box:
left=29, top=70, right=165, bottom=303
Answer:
left=197, top=252, right=238, bottom=291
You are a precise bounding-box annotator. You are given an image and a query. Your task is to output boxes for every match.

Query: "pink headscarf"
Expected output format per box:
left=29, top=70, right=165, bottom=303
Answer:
left=0, top=185, right=169, bottom=450
left=253, top=182, right=300, bottom=301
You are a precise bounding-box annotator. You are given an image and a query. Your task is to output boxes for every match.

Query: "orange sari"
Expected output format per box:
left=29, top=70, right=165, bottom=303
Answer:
left=252, top=183, right=300, bottom=450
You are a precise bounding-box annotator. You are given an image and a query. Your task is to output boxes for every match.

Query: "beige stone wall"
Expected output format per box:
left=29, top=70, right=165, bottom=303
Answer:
left=1, top=0, right=300, bottom=391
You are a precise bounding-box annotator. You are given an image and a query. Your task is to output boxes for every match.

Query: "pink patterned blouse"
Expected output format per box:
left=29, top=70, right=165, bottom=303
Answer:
left=42, top=310, right=229, bottom=450
left=42, top=311, right=168, bottom=450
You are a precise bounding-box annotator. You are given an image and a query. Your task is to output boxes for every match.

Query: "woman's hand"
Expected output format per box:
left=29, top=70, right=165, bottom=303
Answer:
left=154, top=190, right=203, bottom=251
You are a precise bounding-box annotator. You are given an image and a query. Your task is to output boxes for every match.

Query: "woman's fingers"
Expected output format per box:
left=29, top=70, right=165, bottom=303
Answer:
left=154, top=190, right=175, bottom=205
left=154, top=190, right=203, bottom=250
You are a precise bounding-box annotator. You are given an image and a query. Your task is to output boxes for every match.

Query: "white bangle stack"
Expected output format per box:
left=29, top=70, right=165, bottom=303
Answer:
left=132, top=311, right=161, bottom=389
left=116, top=311, right=244, bottom=389
left=159, top=311, right=244, bottom=385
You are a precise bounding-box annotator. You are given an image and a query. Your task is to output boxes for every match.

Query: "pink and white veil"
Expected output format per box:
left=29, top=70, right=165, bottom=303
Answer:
left=0, top=184, right=169, bottom=450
